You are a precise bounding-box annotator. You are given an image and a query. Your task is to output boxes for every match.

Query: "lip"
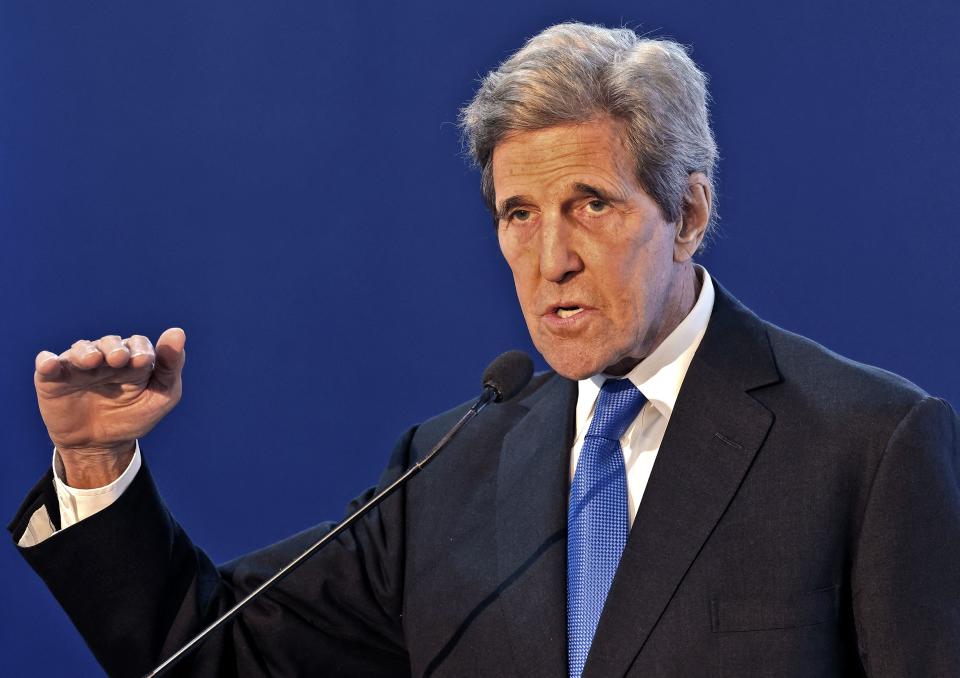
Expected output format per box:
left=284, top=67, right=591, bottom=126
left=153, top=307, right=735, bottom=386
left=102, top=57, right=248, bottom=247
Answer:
left=540, top=304, right=597, bottom=330
left=541, top=301, right=593, bottom=315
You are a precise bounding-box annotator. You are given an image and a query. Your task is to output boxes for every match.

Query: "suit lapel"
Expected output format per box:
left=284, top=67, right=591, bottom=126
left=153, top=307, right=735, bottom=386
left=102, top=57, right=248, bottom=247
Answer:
left=584, top=283, right=782, bottom=677
left=495, top=374, right=577, bottom=678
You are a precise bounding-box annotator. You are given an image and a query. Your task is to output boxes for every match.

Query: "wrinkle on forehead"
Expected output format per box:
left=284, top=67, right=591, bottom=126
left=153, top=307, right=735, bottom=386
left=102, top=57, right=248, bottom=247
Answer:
left=491, top=118, right=638, bottom=205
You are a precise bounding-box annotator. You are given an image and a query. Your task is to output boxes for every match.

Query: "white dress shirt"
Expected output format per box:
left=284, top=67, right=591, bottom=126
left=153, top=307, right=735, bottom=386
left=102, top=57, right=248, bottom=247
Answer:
left=19, top=266, right=715, bottom=547
left=570, top=266, right=715, bottom=528
left=17, top=443, right=142, bottom=547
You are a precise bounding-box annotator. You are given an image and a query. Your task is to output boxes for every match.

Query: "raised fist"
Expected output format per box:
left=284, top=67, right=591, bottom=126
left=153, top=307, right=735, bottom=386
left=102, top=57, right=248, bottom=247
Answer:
left=34, top=328, right=186, bottom=488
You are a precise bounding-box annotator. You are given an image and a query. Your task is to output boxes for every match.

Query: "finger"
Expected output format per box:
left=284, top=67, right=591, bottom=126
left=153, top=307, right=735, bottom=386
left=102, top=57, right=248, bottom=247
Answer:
left=96, top=335, right=130, bottom=368
left=153, top=327, right=186, bottom=390
left=35, top=350, right=63, bottom=378
left=65, top=340, right=104, bottom=370
left=124, top=335, right=155, bottom=370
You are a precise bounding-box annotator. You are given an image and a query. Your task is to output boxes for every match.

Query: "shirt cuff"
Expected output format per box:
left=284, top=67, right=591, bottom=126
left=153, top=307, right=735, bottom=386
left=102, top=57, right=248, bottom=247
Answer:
left=53, top=442, right=143, bottom=530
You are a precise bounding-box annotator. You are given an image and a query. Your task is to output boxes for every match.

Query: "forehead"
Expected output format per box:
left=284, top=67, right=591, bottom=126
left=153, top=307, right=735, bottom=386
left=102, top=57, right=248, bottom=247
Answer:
left=491, top=119, right=636, bottom=200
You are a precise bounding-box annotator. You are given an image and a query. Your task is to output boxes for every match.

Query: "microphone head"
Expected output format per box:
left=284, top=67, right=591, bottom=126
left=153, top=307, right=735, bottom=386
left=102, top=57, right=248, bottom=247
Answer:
left=482, top=350, right=534, bottom=403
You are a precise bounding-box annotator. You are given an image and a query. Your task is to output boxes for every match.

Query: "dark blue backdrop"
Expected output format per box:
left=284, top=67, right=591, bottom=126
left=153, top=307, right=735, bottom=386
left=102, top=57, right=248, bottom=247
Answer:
left=2, top=1, right=958, bottom=674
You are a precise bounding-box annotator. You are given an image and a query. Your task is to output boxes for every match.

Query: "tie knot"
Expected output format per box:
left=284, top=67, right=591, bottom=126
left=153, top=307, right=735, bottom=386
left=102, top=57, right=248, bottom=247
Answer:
left=586, top=379, right=647, bottom=442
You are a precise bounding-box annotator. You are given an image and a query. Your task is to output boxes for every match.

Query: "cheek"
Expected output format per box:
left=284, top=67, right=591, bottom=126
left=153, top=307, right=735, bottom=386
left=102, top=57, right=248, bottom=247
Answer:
left=499, top=238, right=536, bottom=300
left=498, top=231, right=525, bottom=272
left=605, top=254, right=650, bottom=303
left=603, top=253, right=664, bottom=328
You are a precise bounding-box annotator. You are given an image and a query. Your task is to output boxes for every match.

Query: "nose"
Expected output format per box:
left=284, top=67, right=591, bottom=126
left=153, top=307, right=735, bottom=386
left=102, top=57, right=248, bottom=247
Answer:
left=538, top=216, right=584, bottom=283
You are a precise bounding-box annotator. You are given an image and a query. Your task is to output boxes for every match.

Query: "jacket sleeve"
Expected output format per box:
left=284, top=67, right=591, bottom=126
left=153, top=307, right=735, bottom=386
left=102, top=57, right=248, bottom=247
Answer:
left=8, top=428, right=416, bottom=678
left=851, top=396, right=960, bottom=677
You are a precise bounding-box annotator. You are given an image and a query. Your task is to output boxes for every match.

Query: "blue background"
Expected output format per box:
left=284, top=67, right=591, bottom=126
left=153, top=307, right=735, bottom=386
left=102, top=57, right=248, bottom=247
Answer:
left=2, top=0, right=958, bottom=674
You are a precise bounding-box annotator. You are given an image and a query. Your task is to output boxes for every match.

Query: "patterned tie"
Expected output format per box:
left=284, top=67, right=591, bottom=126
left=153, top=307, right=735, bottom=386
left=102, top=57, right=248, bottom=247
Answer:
left=567, top=378, right=646, bottom=678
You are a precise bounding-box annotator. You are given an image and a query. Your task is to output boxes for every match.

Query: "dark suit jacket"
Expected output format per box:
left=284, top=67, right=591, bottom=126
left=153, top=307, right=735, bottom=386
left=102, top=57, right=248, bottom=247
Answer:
left=10, top=283, right=960, bottom=677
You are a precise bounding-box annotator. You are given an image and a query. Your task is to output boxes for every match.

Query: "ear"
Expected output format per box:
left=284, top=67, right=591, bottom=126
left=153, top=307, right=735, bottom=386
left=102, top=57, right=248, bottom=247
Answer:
left=673, top=172, right=711, bottom=262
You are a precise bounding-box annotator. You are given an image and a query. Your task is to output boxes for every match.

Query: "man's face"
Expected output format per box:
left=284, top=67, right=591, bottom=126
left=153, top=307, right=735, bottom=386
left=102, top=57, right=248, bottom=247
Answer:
left=493, top=118, right=688, bottom=380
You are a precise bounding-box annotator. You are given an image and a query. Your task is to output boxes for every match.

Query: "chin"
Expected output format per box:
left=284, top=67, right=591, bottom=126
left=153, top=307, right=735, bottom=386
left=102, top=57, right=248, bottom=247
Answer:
left=537, top=346, right=610, bottom=381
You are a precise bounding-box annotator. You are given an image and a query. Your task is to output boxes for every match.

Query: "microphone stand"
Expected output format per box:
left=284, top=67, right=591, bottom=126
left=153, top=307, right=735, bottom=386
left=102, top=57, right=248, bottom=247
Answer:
left=145, top=386, right=499, bottom=677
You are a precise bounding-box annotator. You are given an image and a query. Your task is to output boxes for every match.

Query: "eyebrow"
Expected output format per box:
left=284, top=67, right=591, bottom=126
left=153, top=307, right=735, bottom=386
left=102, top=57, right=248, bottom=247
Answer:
left=494, top=183, right=626, bottom=221
left=571, top=182, right=626, bottom=204
left=494, top=195, right=533, bottom=221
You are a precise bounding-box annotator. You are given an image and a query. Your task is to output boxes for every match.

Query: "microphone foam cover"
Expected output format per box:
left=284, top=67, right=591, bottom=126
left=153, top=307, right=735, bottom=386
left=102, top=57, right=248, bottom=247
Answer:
left=482, top=350, right=534, bottom=402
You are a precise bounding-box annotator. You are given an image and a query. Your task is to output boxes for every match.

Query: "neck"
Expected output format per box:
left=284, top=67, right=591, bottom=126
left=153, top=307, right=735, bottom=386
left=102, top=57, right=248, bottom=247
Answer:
left=604, top=263, right=700, bottom=376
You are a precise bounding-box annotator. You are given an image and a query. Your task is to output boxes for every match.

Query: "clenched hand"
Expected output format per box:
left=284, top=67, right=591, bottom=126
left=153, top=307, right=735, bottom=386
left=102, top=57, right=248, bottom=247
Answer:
left=34, top=328, right=186, bottom=488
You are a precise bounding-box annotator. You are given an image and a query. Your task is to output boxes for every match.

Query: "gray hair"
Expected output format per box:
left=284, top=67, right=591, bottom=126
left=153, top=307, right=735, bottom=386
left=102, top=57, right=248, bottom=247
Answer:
left=460, top=22, right=718, bottom=234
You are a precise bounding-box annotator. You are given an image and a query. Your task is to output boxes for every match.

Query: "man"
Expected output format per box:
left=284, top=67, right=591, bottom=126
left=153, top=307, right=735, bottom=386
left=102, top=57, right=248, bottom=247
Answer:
left=11, top=22, right=960, bottom=677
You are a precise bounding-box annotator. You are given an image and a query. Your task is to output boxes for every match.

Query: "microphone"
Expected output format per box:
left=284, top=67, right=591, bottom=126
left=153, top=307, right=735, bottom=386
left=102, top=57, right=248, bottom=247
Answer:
left=146, top=350, right=534, bottom=677
left=482, top=349, right=533, bottom=403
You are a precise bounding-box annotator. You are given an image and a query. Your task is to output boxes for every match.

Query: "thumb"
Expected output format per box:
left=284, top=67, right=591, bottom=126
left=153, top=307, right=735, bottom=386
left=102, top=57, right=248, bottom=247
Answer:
left=153, top=327, right=187, bottom=390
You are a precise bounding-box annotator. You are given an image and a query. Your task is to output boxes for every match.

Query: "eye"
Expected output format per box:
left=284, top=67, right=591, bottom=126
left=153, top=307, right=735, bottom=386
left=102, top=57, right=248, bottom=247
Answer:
left=586, top=199, right=608, bottom=214
left=509, top=209, right=532, bottom=222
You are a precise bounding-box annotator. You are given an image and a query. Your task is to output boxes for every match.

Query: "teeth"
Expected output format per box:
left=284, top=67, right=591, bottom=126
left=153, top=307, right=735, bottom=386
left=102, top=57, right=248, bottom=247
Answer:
left=556, top=307, right=583, bottom=319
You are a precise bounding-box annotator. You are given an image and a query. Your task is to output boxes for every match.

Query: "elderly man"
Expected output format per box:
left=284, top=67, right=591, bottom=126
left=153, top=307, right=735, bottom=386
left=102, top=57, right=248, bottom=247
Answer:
left=11, top=22, right=960, bottom=678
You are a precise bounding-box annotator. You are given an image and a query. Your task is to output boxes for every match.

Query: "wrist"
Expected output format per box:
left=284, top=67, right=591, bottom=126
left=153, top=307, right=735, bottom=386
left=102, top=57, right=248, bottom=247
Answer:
left=57, top=442, right=136, bottom=489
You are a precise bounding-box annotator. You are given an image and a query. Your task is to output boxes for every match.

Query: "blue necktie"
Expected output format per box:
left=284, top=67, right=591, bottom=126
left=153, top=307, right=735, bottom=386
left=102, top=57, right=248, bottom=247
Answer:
left=567, top=378, right=646, bottom=678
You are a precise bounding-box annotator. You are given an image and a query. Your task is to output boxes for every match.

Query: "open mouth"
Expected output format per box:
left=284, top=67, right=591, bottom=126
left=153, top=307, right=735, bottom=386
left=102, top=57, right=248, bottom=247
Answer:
left=555, top=306, right=584, bottom=319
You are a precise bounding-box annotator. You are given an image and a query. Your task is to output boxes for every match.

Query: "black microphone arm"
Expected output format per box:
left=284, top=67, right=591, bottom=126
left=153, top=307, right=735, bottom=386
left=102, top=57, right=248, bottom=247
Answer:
left=146, top=350, right=533, bottom=677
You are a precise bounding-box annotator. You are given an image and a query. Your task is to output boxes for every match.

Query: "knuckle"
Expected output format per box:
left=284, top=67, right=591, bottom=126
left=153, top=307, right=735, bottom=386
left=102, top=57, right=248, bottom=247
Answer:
left=124, top=335, right=153, bottom=354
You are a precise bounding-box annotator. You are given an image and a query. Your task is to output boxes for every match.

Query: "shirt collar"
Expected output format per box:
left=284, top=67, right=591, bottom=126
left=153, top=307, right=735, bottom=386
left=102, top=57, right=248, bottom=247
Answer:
left=574, top=265, right=716, bottom=433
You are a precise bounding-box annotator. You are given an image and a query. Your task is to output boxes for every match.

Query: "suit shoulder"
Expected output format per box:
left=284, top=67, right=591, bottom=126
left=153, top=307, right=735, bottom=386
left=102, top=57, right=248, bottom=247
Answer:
left=760, top=318, right=931, bottom=420
left=409, top=370, right=558, bottom=455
